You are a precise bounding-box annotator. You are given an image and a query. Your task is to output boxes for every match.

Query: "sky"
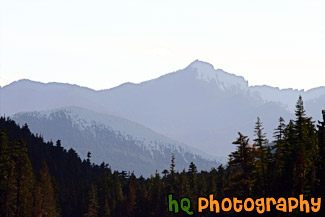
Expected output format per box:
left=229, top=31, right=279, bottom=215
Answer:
left=1, top=0, right=325, bottom=91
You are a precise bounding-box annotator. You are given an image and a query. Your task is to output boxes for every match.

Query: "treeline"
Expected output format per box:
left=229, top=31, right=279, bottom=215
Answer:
left=0, top=96, right=324, bottom=217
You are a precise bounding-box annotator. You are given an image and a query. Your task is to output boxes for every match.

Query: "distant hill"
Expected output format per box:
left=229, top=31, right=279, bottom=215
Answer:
left=12, top=106, right=219, bottom=177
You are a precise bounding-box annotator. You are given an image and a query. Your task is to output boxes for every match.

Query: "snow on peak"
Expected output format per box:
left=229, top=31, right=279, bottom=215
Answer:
left=12, top=106, right=217, bottom=161
left=187, top=60, right=249, bottom=91
left=188, top=59, right=216, bottom=75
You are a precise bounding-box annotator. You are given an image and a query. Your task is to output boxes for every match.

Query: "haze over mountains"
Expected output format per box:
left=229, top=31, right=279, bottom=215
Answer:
left=1, top=60, right=325, bottom=159
left=11, top=107, right=216, bottom=176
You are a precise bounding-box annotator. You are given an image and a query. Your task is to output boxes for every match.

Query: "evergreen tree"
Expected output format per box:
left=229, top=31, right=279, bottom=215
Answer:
left=188, top=162, right=197, bottom=192
left=111, top=171, right=123, bottom=217
left=170, top=153, right=176, bottom=175
left=87, top=152, right=92, bottom=165
left=253, top=117, right=268, bottom=196
left=281, top=120, right=296, bottom=195
left=98, top=170, right=112, bottom=217
left=216, top=165, right=225, bottom=199
left=292, top=96, right=317, bottom=195
left=55, top=140, right=64, bottom=152
left=162, top=169, right=169, bottom=178
left=125, top=175, right=136, bottom=217
left=0, top=130, right=16, bottom=217
left=84, top=184, right=99, bottom=217
left=273, top=117, right=286, bottom=185
left=317, top=110, right=325, bottom=196
left=226, top=133, right=255, bottom=197
left=198, top=171, right=208, bottom=196
left=207, top=168, right=217, bottom=195
left=12, top=139, right=34, bottom=217
left=178, top=169, right=190, bottom=197
left=264, top=145, right=275, bottom=196
left=0, top=132, right=35, bottom=217
left=148, top=172, right=163, bottom=217
left=1, top=103, right=324, bottom=217
left=33, top=162, right=60, bottom=217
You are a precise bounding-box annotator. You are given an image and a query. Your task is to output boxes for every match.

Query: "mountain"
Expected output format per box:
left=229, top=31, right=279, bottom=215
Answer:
left=11, top=106, right=219, bottom=177
left=1, top=60, right=325, bottom=156
left=251, top=85, right=325, bottom=118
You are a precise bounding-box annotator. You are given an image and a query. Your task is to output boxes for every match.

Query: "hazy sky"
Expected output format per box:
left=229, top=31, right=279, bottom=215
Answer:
left=1, top=0, right=324, bottom=90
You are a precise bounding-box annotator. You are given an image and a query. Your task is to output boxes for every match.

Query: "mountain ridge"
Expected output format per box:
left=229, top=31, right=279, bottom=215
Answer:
left=12, top=106, right=220, bottom=177
left=4, top=60, right=324, bottom=93
left=1, top=60, right=325, bottom=156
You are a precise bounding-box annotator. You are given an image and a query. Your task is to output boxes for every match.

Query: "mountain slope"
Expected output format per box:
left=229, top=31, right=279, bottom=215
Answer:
left=92, top=60, right=296, bottom=155
left=12, top=106, right=219, bottom=177
left=2, top=60, right=325, bottom=156
left=251, top=85, right=325, bottom=115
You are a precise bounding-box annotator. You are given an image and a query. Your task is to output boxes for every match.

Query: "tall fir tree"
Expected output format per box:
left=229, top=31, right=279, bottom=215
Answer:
left=317, top=110, right=325, bottom=196
left=84, top=184, right=99, bottom=217
left=272, top=116, right=286, bottom=189
left=226, top=133, right=255, bottom=197
left=98, top=169, right=112, bottom=217
left=12, top=139, right=34, bottom=217
left=170, top=153, right=176, bottom=176
left=292, top=96, right=317, bottom=195
left=33, top=162, right=60, bottom=217
left=125, top=175, right=136, bottom=217
left=0, top=130, right=16, bottom=217
left=216, top=165, right=225, bottom=199
left=188, top=162, right=198, bottom=193
left=253, top=117, right=268, bottom=196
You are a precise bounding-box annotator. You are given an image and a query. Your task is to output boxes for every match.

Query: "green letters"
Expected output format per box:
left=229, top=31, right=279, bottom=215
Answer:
left=168, top=194, right=193, bottom=215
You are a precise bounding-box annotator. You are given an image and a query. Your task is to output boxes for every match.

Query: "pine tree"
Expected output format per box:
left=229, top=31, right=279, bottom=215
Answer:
left=188, top=162, right=197, bottom=192
left=178, top=169, right=190, bottom=197
left=292, top=96, right=317, bottom=195
left=273, top=117, right=286, bottom=182
left=264, top=145, right=275, bottom=196
left=149, top=172, right=163, bottom=217
left=12, top=139, right=34, bottom=217
left=0, top=132, right=35, bottom=217
left=207, top=168, right=217, bottom=195
left=280, top=119, right=296, bottom=195
left=162, top=169, right=169, bottom=178
left=55, top=140, right=64, bottom=152
left=87, top=152, right=92, bottom=165
left=226, top=132, right=255, bottom=197
left=0, top=130, right=16, bottom=217
left=170, top=153, right=176, bottom=175
left=216, top=165, right=225, bottom=199
left=253, top=117, right=268, bottom=196
left=111, top=171, right=123, bottom=216
left=125, top=175, right=136, bottom=217
left=33, top=162, right=60, bottom=217
left=317, top=110, right=325, bottom=196
left=98, top=170, right=112, bottom=217
left=84, top=184, right=99, bottom=217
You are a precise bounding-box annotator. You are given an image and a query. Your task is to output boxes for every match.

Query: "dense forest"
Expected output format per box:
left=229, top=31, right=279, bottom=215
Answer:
left=0, top=96, right=324, bottom=217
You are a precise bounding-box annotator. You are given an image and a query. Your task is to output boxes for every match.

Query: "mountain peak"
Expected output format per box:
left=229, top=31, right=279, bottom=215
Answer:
left=188, top=59, right=215, bottom=72
left=187, top=59, right=218, bottom=83
left=185, top=60, right=249, bottom=91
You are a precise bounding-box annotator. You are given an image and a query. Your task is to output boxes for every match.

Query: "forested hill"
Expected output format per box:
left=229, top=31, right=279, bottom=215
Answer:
left=0, top=117, right=108, bottom=217
left=0, top=96, right=325, bottom=217
left=11, top=106, right=219, bottom=177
